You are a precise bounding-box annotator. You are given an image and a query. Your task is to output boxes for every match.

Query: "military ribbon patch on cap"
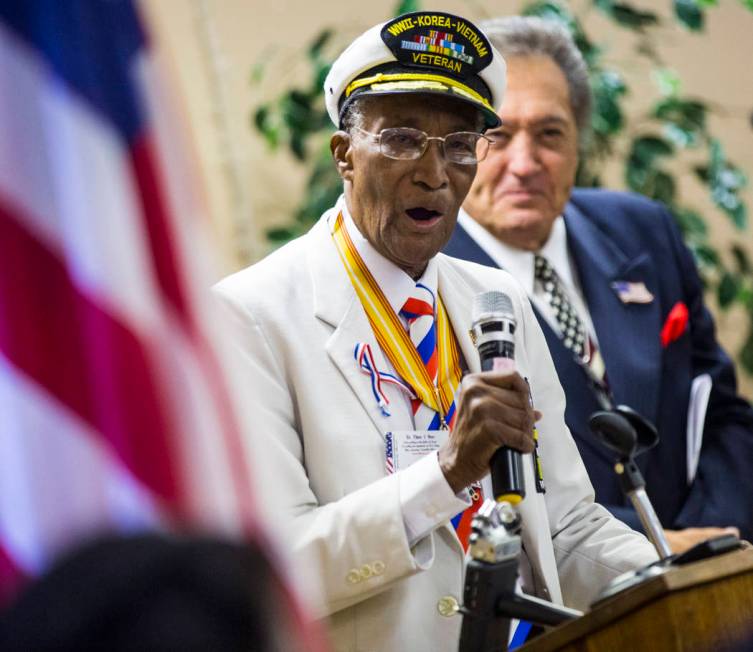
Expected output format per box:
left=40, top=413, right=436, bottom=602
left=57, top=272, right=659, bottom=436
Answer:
left=381, top=12, right=493, bottom=80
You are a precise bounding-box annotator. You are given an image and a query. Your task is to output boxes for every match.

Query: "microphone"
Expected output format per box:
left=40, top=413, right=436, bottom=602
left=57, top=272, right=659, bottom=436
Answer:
left=471, top=291, right=526, bottom=505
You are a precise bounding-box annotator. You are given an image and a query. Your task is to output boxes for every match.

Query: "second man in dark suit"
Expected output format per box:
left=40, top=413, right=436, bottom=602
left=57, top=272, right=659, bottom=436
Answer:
left=445, top=15, right=753, bottom=552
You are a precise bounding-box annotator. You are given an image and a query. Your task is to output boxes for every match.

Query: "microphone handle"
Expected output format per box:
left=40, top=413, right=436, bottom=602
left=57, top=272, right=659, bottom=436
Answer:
left=490, top=446, right=525, bottom=504
left=479, top=344, right=526, bottom=503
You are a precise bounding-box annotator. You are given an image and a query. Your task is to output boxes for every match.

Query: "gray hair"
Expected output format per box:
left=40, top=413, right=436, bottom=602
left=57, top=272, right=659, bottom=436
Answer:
left=480, top=16, right=592, bottom=148
left=341, top=96, right=370, bottom=133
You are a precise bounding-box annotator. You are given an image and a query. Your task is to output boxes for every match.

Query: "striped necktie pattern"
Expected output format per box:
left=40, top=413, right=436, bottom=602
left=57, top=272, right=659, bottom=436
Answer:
left=400, top=283, right=443, bottom=430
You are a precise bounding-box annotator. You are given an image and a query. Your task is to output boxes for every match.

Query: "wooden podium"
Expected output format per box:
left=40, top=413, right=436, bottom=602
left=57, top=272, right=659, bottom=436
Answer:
left=519, top=548, right=753, bottom=652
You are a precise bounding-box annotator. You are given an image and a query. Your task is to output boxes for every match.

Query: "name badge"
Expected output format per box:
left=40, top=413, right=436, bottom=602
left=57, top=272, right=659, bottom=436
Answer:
left=385, top=430, right=449, bottom=474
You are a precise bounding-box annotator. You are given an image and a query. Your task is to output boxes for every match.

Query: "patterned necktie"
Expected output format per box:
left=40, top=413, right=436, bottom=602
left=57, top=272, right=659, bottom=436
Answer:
left=534, top=254, right=609, bottom=391
left=400, top=283, right=442, bottom=430
left=400, top=283, right=481, bottom=548
left=534, top=254, right=588, bottom=361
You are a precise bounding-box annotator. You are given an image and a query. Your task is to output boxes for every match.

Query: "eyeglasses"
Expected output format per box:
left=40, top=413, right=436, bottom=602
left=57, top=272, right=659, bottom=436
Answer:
left=353, top=127, right=492, bottom=165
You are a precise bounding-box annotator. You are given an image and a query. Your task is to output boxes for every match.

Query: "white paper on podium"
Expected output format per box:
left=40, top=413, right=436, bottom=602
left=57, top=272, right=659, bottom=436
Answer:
left=686, top=373, right=712, bottom=484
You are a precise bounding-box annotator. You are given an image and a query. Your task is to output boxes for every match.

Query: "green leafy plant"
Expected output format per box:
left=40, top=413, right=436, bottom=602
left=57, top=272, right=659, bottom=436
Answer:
left=252, top=0, right=753, bottom=375
left=253, top=29, right=338, bottom=244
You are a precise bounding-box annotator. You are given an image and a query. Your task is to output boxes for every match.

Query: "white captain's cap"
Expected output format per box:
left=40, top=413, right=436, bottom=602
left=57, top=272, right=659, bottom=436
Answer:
left=324, top=11, right=506, bottom=130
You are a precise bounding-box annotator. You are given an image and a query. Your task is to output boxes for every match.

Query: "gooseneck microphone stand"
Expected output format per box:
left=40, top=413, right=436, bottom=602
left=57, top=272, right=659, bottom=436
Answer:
left=588, top=408, right=742, bottom=604
left=458, top=500, right=582, bottom=652
left=588, top=409, right=673, bottom=560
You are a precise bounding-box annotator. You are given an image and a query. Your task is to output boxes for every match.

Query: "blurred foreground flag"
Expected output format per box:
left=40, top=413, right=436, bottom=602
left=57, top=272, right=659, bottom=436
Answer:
left=0, top=2, right=324, bottom=646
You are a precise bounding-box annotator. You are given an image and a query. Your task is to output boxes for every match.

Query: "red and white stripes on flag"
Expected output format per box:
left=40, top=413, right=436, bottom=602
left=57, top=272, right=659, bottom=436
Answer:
left=0, top=6, right=322, bottom=644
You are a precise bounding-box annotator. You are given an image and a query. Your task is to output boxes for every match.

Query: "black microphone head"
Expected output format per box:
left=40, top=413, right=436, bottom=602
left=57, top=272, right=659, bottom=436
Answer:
left=588, top=410, right=638, bottom=460
left=614, top=405, right=659, bottom=454
left=472, top=291, right=514, bottom=324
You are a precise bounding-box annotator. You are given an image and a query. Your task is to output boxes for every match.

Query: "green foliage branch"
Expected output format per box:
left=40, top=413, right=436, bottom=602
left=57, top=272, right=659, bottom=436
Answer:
left=252, top=0, right=753, bottom=374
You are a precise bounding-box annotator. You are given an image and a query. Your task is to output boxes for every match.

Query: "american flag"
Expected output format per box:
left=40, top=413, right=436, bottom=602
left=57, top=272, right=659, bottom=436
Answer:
left=0, top=3, right=323, bottom=644
left=610, top=280, right=655, bottom=305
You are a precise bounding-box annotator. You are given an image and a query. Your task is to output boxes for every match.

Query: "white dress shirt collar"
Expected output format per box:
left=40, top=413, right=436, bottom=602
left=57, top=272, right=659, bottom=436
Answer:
left=458, top=208, right=535, bottom=294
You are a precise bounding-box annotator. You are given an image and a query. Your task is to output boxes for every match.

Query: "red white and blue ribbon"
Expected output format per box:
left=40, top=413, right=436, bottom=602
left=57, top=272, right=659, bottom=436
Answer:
left=354, top=343, right=414, bottom=416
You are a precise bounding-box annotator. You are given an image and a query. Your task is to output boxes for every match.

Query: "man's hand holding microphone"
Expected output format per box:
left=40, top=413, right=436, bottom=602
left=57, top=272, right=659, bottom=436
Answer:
left=438, top=291, right=540, bottom=497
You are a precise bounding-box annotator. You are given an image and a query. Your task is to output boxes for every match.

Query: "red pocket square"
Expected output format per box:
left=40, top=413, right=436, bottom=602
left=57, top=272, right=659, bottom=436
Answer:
left=660, top=301, right=689, bottom=347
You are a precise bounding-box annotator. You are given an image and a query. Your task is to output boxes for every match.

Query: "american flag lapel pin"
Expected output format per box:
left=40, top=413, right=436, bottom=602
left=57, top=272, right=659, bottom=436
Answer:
left=610, top=280, right=654, bottom=304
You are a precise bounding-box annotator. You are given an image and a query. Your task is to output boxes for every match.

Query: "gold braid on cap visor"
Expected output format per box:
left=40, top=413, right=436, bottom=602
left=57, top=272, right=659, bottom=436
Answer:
left=344, top=72, right=493, bottom=112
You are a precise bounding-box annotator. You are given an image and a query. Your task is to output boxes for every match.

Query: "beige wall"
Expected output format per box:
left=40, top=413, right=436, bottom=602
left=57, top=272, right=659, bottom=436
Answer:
left=142, top=0, right=753, bottom=397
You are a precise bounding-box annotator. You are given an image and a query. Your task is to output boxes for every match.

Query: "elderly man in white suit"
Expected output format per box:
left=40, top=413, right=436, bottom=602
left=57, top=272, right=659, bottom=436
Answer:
left=215, top=11, right=658, bottom=652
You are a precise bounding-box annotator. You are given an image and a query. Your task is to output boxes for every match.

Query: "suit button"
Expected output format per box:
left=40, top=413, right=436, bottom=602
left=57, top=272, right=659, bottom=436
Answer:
left=372, top=560, right=385, bottom=575
left=437, top=595, right=459, bottom=617
left=360, top=564, right=373, bottom=580
left=346, top=569, right=361, bottom=584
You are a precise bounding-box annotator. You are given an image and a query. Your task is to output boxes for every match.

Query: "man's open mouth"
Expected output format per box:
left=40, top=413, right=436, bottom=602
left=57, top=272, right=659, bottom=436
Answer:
left=406, top=207, right=442, bottom=221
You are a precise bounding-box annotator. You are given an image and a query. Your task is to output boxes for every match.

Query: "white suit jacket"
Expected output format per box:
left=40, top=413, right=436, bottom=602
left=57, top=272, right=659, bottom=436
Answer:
left=214, top=209, right=658, bottom=652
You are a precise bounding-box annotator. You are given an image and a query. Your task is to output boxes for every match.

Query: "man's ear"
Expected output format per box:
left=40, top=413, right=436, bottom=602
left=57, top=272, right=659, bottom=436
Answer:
left=331, top=130, right=354, bottom=182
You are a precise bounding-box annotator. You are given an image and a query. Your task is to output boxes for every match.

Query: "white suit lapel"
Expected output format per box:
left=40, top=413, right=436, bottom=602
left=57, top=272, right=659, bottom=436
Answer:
left=437, top=255, right=480, bottom=375
left=308, top=215, right=414, bottom=439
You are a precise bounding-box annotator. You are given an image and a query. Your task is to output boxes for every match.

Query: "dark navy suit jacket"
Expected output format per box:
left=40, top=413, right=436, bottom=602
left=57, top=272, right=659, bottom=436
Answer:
left=445, top=188, right=753, bottom=539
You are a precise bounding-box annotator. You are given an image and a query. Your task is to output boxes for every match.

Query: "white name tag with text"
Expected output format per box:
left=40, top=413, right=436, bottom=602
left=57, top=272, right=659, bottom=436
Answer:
left=385, top=430, right=449, bottom=473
